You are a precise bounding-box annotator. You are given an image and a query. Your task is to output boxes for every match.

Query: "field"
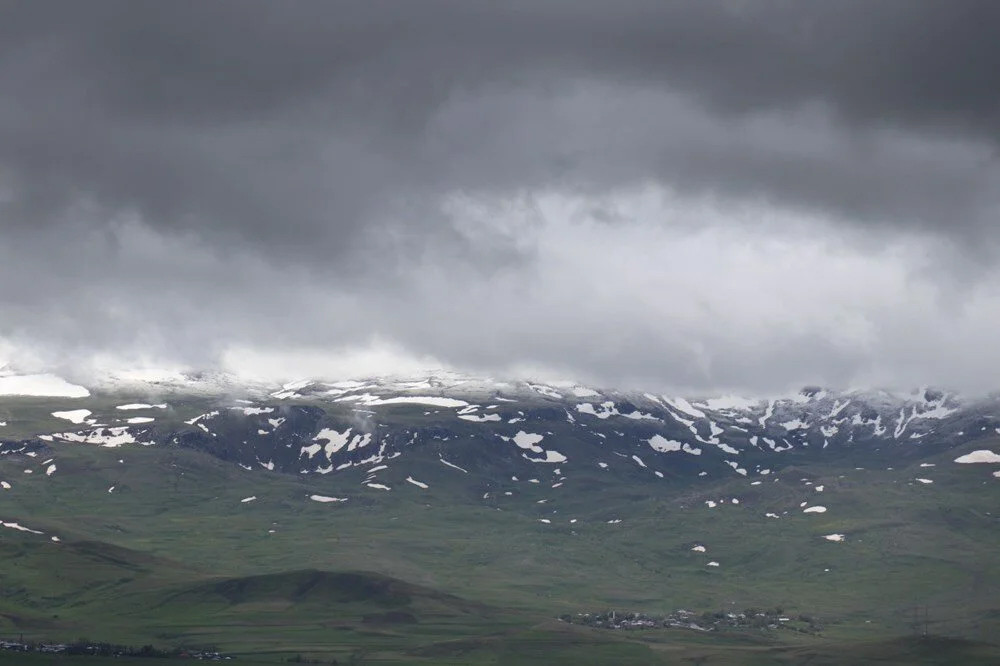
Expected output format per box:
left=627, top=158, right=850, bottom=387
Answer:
left=1, top=395, right=999, bottom=663
left=0, top=386, right=1000, bottom=664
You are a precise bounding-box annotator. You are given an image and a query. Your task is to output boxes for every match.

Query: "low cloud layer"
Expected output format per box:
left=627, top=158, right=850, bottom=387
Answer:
left=2, top=1, right=999, bottom=393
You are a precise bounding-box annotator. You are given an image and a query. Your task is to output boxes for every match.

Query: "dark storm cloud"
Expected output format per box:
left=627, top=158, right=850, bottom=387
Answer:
left=2, top=0, right=999, bottom=251
left=2, top=1, right=1000, bottom=390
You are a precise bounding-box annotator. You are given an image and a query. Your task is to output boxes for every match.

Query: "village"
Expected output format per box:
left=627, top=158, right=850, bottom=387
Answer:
left=560, top=608, right=825, bottom=634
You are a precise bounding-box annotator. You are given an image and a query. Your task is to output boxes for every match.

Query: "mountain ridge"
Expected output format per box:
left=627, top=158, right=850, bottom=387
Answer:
left=3, top=371, right=998, bottom=492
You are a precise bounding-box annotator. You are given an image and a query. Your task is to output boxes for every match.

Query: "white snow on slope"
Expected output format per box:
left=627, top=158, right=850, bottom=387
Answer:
left=623, top=410, right=658, bottom=420
left=691, top=545, right=706, bottom=552
left=572, top=387, right=600, bottom=398
left=345, top=395, right=469, bottom=408
left=1, top=520, right=43, bottom=534
left=127, top=416, right=155, bottom=424
left=701, top=396, right=757, bottom=410
left=310, top=495, right=348, bottom=503
left=241, top=496, right=257, bottom=503
left=803, top=506, right=827, bottom=513
left=916, top=478, right=933, bottom=484
left=916, top=403, right=957, bottom=420
left=647, top=435, right=701, bottom=455
left=238, top=406, right=274, bottom=415
left=45, top=464, right=56, bottom=476
left=576, top=401, right=619, bottom=419
left=512, top=431, right=545, bottom=452
left=823, top=534, right=845, bottom=542
left=406, top=476, right=429, bottom=489
left=758, top=400, right=775, bottom=427
left=116, top=403, right=167, bottom=410
left=0, top=374, right=89, bottom=398
left=458, top=413, right=502, bottom=422
left=954, top=450, right=1000, bottom=463
left=524, top=450, right=568, bottom=464
left=528, top=384, right=562, bottom=399
left=184, top=411, right=218, bottom=425
left=313, top=428, right=352, bottom=454
left=825, top=399, right=849, bottom=419
left=54, top=427, right=138, bottom=447
left=440, top=457, right=468, bottom=473
left=725, top=461, right=747, bottom=476
left=664, top=397, right=706, bottom=419
left=0, top=482, right=9, bottom=490
left=52, top=409, right=91, bottom=424
left=647, top=434, right=681, bottom=452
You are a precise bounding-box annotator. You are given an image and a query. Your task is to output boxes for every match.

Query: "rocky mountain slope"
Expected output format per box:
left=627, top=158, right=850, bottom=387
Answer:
left=3, top=372, right=999, bottom=493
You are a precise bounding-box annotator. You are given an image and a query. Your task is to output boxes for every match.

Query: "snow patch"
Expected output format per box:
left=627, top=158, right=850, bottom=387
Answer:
left=440, top=457, right=469, bottom=473
left=239, top=406, right=274, bottom=415
left=458, top=412, right=501, bottom=422
left=954, top=450, right=1000, bottom=464
left=665, top=397, right=706, bottom=419
left=702, top=396, right=757, bottom=410
left=52, top=409, right=91, bottom=424
left=511, top=431, right=545, bottom=451
left=55, top=427, right=138, bottom=447
left=0, top=373, right=89, bottom=397
left=1, top=520, right=43, bottom=534
left=576, top=401, right=619, bottom=419
left=355, top=395, right=469, bottom=408
left=310, top=495, right=348, bottom=503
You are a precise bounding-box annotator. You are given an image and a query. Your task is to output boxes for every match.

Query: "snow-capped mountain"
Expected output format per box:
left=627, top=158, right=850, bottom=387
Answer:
left=3, top=372, right=998, bottom=486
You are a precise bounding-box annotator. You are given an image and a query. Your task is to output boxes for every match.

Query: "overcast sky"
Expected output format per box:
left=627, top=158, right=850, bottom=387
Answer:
left=2, top=1, right=999, bottom=393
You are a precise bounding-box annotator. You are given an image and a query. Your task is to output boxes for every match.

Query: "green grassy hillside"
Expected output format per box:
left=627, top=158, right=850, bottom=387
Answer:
left=1, top=422, right=999, bottom=662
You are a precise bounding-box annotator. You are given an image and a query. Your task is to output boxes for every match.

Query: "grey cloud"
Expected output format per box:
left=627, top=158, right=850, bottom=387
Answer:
left=2, top=1, right=1000, bottom=390
left=3, top=0, right=999, bottom=250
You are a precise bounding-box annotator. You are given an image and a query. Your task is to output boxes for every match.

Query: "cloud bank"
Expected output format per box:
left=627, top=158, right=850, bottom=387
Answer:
left=1, top=1, right=999, bottom=392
